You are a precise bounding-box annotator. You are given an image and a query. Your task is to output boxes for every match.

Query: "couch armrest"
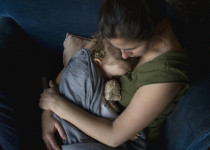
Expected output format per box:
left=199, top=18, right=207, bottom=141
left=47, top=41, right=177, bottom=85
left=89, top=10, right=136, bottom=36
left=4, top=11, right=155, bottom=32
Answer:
left=0, top=16, right=63, bottom=79
left=164, top=76, right=210, bottom=150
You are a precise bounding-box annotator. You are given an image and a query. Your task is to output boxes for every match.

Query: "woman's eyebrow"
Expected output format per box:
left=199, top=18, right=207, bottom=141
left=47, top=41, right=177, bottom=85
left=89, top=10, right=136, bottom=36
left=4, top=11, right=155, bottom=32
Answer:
left=122, top=43, right=143, bottom=50
left=109, top=41, right=140, bottom=50
left=122, top=46, right=138, bottom=50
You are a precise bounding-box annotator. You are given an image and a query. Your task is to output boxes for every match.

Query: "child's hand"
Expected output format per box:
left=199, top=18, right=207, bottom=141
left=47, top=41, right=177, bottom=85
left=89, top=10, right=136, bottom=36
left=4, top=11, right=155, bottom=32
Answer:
left=130, top=133, right=141, bottom=141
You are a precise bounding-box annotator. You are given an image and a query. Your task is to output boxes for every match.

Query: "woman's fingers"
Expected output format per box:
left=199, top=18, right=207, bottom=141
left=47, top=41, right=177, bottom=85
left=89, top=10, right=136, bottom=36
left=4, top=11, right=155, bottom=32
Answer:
left=55, top=122, right=67, bottom=140
left=44, top=140, right=53, bottom=150
left=44, top=133, right=61, bottom=150
left=130, top=132, right=140, bottom=141
left=49, top=80, right=55, bottom=88
left=49, top=137, right=61, bottom=150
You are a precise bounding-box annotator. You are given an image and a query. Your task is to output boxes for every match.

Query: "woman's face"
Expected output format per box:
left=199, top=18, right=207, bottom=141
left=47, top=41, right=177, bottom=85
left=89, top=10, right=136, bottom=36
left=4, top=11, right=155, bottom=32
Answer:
left=108, top=38, right=149, bottom=59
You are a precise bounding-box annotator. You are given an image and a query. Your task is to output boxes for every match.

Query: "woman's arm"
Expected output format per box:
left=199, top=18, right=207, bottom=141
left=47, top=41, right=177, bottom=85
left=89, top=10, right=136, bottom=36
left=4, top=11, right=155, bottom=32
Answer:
left=40, top=82, right=184, bottom=147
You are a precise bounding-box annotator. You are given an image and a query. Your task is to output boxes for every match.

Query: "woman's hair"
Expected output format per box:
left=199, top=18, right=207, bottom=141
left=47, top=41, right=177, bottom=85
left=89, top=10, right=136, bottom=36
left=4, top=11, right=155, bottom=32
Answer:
left=89, top=33, right=138, bottom=69
left=98, top=0, right=167, bottom=41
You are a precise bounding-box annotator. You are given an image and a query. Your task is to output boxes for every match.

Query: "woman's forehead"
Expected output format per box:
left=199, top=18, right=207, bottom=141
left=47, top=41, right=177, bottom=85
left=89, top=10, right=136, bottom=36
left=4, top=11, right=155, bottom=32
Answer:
left=108, top=38, right=142, bottom=50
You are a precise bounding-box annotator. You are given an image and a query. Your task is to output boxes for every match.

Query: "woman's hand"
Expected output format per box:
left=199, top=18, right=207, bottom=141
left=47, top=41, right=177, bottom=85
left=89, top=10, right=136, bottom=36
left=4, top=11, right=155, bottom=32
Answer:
left=39, top=80, right=61, bottom=111
left=41, top=110, right=67, bottom=150
left=40, top=80, right=67, bottom=150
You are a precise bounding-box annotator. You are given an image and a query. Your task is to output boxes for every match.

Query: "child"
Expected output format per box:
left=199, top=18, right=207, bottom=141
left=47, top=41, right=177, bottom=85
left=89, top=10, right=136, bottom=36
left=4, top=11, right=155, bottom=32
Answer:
left=52, top=33, right=138, bottom=148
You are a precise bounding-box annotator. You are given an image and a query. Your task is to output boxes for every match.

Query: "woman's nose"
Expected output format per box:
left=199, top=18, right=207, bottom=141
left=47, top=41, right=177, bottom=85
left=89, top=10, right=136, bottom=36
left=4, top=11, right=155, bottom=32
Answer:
left=121, top=49, right=129, bottom=59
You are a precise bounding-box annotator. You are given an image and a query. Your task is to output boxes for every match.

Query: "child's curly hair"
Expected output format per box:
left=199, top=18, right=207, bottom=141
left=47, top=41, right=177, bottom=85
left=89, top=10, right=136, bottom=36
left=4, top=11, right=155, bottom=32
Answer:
left=89, top=32, right=139, bottom=71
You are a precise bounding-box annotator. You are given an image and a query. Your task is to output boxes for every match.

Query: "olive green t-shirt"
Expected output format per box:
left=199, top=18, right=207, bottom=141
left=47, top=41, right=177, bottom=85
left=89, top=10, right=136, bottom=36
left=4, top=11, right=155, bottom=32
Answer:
left=119, top=51, right=189, bottom=140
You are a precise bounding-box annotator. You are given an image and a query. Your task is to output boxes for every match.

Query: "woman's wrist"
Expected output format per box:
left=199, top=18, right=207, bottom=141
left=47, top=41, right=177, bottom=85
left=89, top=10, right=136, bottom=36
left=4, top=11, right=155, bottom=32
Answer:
left=42, top=110, right=52, bottom=120
left=50, top=95, right=66, bottom=114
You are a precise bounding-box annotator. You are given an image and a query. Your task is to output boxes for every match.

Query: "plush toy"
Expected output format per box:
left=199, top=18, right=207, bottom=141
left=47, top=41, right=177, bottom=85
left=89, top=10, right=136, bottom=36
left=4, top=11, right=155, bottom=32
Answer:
left=104, top=79, right=121, bottom=113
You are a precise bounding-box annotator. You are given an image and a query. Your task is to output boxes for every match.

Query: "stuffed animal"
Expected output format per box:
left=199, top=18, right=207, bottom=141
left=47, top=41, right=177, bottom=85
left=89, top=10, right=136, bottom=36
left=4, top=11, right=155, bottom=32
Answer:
left=104, top=79, right=121, bottom=113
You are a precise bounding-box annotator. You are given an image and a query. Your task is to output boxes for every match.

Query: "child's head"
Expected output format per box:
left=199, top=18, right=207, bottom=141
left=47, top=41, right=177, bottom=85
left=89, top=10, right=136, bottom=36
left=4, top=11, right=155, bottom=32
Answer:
left=89, top=33, right=138, bottom=80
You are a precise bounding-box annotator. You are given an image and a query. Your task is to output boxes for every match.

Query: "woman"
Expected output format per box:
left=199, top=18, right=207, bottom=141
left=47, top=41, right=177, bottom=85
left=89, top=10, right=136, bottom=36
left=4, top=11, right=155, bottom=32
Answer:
left=39, top=0, right=189, bottom=149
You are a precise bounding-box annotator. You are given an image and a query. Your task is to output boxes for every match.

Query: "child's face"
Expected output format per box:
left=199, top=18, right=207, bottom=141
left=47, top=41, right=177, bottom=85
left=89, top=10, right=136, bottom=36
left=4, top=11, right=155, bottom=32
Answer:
left=102, top=59, right=131, bottom=80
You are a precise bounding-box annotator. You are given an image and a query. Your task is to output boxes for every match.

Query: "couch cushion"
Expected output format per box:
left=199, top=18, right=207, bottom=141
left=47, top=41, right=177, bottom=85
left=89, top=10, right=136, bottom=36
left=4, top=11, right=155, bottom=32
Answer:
left=0, top=0, right=103, bottom=54
left=63, top=33, right=91, bottom=66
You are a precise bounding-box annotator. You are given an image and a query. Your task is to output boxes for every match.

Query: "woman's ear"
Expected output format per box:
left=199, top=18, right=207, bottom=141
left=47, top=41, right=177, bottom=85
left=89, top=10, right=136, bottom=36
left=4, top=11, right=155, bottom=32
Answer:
left=93, top=58, right=102, bottom=65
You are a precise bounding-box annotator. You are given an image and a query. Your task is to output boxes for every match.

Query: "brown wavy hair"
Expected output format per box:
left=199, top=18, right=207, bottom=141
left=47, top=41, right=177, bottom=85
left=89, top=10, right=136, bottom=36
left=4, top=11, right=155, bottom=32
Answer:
left=89, top=32, right=139, bottom=70
left=98, top=0, right=167, bottom=41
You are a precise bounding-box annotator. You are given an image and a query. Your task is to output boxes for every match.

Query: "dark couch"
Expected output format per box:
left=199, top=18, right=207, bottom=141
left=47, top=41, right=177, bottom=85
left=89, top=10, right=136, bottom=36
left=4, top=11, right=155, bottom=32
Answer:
left=0, top=0, right=209, bottom=150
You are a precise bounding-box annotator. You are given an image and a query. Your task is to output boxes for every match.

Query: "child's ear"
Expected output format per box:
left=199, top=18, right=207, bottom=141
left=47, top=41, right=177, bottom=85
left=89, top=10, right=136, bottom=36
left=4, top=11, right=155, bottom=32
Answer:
left=93, top=58, right=102, bottom=65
